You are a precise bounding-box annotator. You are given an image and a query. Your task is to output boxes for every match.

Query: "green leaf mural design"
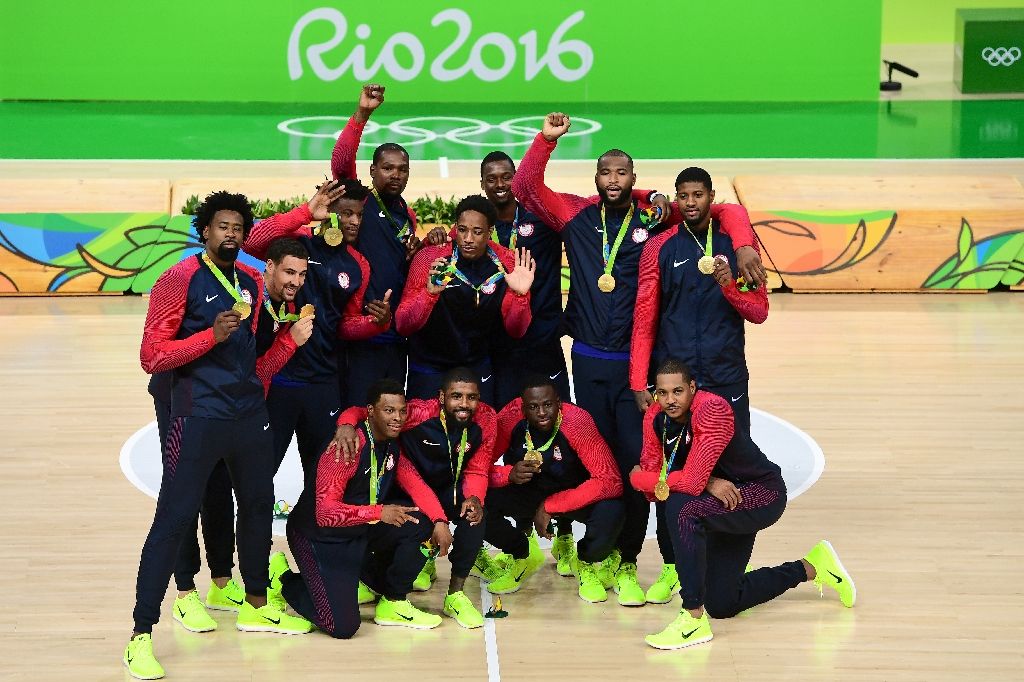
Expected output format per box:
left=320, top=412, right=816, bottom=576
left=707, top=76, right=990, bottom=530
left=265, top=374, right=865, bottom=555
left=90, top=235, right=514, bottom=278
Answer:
left=923, top=219, right=1024, bottom=289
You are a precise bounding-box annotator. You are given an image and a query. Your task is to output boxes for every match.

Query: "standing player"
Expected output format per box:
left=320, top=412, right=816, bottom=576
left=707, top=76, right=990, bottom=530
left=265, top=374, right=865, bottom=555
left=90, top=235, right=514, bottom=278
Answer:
left=331, top=84, right=423, bottom=407
left=244, top=179, right=393, bottom=478
left=630, top=167, right=769, bottom=602
left=482, top=377, right=624, bottom=603
left=631, top=358, right=854, bottom=650
left=512, top=114, right=760, bottom=606
left=333, top=367, right=495, bottom=628
left=395, top=195, right=535, bottom=404
left=268, top=380, right=453, bottom=638
left=125, top=191, right=311, bottom=681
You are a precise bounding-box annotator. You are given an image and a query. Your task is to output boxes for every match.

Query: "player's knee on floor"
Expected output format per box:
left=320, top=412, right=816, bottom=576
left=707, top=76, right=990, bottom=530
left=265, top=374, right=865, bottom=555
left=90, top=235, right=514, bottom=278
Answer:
left=704, top=594, right=743, bottom=619
left=325, top=620, right=360, bottom=640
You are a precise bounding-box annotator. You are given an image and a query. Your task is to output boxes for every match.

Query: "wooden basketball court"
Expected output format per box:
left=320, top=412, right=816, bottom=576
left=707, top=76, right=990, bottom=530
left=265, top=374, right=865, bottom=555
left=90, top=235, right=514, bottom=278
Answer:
left=1, top=154, right=1023, bottom=680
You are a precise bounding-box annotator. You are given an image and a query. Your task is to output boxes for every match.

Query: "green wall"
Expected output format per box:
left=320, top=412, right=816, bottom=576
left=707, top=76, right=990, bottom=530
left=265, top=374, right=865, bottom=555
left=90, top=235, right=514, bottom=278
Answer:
left=0, top=1, right=882, bottom=103
left=883, top=0, right=1024, bottom=43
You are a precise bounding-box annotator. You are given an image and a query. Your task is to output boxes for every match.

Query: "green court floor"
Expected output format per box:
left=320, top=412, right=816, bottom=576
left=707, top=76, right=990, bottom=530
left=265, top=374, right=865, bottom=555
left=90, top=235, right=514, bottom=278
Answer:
left=2, top=100, right=1022, bottom=160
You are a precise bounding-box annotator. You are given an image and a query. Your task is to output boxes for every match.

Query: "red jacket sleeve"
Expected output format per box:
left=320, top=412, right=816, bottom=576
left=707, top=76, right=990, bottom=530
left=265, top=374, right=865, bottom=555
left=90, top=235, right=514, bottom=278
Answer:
left=665, top=203, right=755, bottom=252
left=629, top=403, right=664, bottom=500
left=667, top=393, right=734, bottom=495
left=629, top=229, right=673, bottom=391
left=494, top=242, right=532, bottom=338
left=339, top=246, right=391, bottom=340
left=488, top=399, right=523, bottom=488
left=330, top=115, right=362, bottom=180
left=315, top=438, right=383, bottom=527
left=394, top=244, right=447, bottom=336
left=543, top=404, right=623, bottom=514
left=396, top=454, right=448, bottom=523
left=462, top=402, right=497, bottom=502
left=140, top=260, right=216, bottom=374
left=337, top=406, right=366, bottom=427
left=244, top=204, right=314, bottom=261
left=511, top=133, right=593, bottom=232
left=719, top=237, right=770, bottom=323
left=256, top=325, right=298, bottom=395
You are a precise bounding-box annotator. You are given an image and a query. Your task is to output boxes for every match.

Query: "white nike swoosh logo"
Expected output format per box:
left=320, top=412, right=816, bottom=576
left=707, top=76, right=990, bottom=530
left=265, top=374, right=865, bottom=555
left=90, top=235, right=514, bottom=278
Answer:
left=330, top=409, right=340, bottom=416
left=423, top=439, right=440, bottom=446
left=364, top=467, right=371, bottom=475
left=206, top=294, right=219, bottom=302
left=549, top=372, right=562, bottom=380
left=263, top=423, right=270, bottom=431
left=731, top=394, right=744, bottom=402
left=481, top=375, right=492, bottom=382
left=667, top=436, right=679, bottom=445
left=674, top=259, right=690, bottom=268
left=445, top=282, right=461, bottom=289
left=307, top=260, right=322, bottom=265
left=379, top=211, right=386, bottom=218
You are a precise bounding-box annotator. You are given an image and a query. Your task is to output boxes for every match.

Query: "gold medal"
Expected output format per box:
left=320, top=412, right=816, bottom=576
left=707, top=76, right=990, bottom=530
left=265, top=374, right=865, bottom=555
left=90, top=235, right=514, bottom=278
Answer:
left=323, top=227, right=343, bottom=247
left=698, top=255, right=716, bottom=275
left=654, top=480, right=670, bottom=502
left=597, top=273, right=616, bottom=293
left=232, top=300, right=252, bottom=320
left=523, top=450, right=543, bottom=465
left=299, top=303, right=315, bottom=318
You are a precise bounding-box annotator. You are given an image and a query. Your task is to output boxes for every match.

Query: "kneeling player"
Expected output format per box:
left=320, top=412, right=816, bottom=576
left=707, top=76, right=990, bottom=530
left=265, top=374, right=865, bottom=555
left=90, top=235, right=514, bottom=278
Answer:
left=268, top=380, right=453, bottom=638
left=631, top=359, right=855, bottom=650
left=483, top=377, right=624, bottom=603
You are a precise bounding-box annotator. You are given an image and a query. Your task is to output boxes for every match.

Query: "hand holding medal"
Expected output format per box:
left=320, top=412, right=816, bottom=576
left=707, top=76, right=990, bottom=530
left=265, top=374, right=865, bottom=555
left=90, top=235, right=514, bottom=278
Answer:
left=427, top=256, right=454, bottom=294
left=308, top=180, right=348, bottom=245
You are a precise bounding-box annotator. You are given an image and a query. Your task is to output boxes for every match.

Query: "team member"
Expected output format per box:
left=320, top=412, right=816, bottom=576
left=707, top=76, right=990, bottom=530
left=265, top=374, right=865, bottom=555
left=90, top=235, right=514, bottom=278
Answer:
left=511, top=113, right=761, bottom=605
left=395, top=195, right=535, bottom=404
left=631, top=359, right=855, bottom=650
left=334, top=367, right=496, bottom=628
left=331, top=84, right=423, bottom=407
left=244, top=179, right=393, bottom=477
left=482, top=377, right=624, bottom=603
left=630, top=167, right=770, bottom=601
left=125, top=191, right=311, bottom=681
left=268, top=380, right=453, bottom=638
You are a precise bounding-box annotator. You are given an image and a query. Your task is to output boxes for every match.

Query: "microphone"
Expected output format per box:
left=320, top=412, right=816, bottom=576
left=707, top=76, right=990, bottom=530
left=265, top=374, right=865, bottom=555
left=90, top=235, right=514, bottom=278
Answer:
left=881, top=60, right=919, bottom=92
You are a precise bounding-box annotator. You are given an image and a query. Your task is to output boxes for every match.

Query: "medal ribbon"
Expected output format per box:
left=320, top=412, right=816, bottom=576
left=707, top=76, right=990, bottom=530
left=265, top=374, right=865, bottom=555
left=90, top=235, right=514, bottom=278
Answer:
left=439, top=409, right=470, bottom=506
left=448, top=246, right=506, bottom=301
left=201, top=252, right=243, bottom=304
left=370, top=187, right=410, bottom=241
left=658, top=413, right=690, bottom=485
left=524, top=411, right=564, bottom=455
left=600, top=202, right=635, bottom=277
left=686, top=222, right=714, bottom=261
left=262, top=283, right=298, bottom=323
left=490, top=205, right=519, bottom=251
left=364, top=419, right=389, bottom=505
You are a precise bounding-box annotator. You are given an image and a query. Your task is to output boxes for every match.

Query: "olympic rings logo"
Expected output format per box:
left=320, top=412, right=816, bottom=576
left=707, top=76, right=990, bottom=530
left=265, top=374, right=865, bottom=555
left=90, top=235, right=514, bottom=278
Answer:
left=981, top=47, right=1021, bottom=66
left=276, top=115, right=602, bottom=148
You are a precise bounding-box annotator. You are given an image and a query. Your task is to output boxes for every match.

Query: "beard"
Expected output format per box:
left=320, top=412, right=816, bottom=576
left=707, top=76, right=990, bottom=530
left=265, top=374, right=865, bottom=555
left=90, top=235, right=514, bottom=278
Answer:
left=216, top=242, right=240, bottom=262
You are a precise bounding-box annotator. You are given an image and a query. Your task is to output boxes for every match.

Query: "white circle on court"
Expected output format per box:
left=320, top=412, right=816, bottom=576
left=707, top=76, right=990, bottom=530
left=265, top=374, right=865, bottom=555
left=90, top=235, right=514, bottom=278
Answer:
left=119, top=407, right=823, bottom=539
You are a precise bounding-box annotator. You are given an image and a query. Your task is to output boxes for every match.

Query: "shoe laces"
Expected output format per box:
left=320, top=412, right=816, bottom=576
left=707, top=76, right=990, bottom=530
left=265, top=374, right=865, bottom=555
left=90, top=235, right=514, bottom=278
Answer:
left=578, top=561, right=599, bottom=583
left=657, top=564, right=677, bottom=583
left=618, top=562, right=638, bottom=579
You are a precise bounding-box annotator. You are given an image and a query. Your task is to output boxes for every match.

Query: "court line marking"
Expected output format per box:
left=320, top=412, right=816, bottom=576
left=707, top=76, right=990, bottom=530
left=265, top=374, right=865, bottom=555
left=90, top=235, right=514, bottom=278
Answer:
left=479, top=582, right=501, bottom=682
left=750, top=406, right=825, bottom=499
left=119, top=420, right=159, bottom=499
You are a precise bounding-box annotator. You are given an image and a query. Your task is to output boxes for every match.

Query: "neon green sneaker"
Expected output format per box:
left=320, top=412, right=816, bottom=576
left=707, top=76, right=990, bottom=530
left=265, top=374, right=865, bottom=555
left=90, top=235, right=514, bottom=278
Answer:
left=470, top=548, right=509, bottom=582
left=526, top=531, right=545, bottom=573
left=575, top=560, right=608, bottom=603
left=374, top=597, right=441, bottom=629
left=613, top=562, right=646, bottom=606
left=645, top=609, right=714, bottom=650
left=205, top=578, right=245, bottom=612
left=443, top=590, right=484, bottom=629
left=805, top=540, right=856, bottom=607
left=596, top=549, right=621, bottom=589
left=487, top=556, right=536, bottom=595
left=646, top=563, right=681, bottom=604
left=551, top=534, right=576, bottom=577
left=358, top=581, right=379, bottom=605
left=267, top=551, right=292, bottom=611
left=172, top=590, right=217, bottom=632
left=124, top=633, right=164, bottom=680
left=236, top=599, right=313, bottom=634
left=413, top=556, right=436, bottom=591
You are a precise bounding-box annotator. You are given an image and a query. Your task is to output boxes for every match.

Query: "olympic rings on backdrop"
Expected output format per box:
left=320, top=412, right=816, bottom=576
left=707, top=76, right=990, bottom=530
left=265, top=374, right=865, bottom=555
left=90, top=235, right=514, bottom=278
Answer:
left=981, top=47, right=1021, bottom=67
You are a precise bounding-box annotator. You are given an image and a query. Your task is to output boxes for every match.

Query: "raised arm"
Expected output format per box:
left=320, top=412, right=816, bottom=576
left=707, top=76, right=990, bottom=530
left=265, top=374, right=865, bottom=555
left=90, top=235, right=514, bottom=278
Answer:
left=330, top=84, right=385, bottom=180
left=543, top=405, right=623, bottom=514
left=394, top=245, right=447, bottom=337
left=497, top=244, right=533, bottom=338
left=511, top=115, right=594, bottom=231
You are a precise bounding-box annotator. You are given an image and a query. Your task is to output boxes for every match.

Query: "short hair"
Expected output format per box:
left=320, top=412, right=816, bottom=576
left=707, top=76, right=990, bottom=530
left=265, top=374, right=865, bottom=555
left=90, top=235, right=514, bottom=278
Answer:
left=325, top=175, right=370, bottom=209
left=367, top=378, right=406, bottom=407
left=480, top=151, right=516, bottom=177
left=597, top=148, right=633, bottom=169
left=455, top=194, right=497, bottom=227
left=655, top=358, right=695, bottom=383
left=520, top=373, right=558, bottom=397
left=441, top=367, right=480, bottom=393
left=266, top=238, right=309, bottom=265
left=372, top=143, right=409, bottom=165
left=193, top=190, right=255, bottom=243
left=674, top=167, right=713, bottom=193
